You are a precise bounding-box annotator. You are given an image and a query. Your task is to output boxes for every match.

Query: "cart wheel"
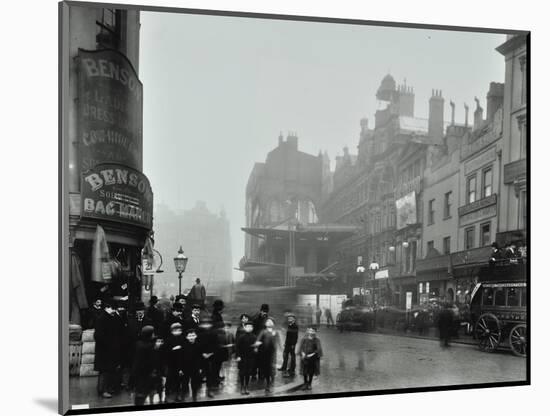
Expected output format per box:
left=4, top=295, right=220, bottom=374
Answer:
left=475, top=313, right=501, bottom=352
left=509, top=323, right=527, bottom=357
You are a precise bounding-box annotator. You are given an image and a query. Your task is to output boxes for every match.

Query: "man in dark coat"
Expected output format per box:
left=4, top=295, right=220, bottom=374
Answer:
left=279, top=314, right=299, bottom=377
left=189, top=278, right=206, bottom=308
left=94, top=300, right=124, bottom=398
left=146, top=296, right=165, bottom=333
left=211, top=300, right=225, bottom=330
left=126, top=302, right=154, bottom=388
left=252, top=304, right=269, bottom=335
left=436, top=303, right=454, bottom=347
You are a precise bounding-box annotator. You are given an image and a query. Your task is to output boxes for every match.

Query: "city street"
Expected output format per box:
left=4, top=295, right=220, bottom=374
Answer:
left=69, top=328, right=526, bottom=410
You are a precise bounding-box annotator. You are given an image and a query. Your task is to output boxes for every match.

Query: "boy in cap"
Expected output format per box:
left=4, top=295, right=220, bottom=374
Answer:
left=164, top=322, right=185, bottom=402
left=162, top=302, right=185, bottom=339
left=279, top=313, right=299, bottom=377
left=299, top=325, right=323, bottom=390
left=235, top=321, right=257, bottom=395
left=181, top=328, right=203, bottom=402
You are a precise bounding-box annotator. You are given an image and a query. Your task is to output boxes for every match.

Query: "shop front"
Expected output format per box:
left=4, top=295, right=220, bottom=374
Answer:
left=67, top=48, right=154, bottom=327
left=416, top=253, right=452, bottom=305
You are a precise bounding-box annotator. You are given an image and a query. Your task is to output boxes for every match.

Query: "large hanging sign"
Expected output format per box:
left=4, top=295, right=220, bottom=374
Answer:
left=77, top=49, right=143, bottom=172
left=395, top=191, right=417, bottom=230
left=81, top=164, right=153, bottom=229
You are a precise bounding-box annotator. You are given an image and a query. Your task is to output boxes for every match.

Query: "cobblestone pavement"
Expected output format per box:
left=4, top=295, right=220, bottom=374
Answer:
left=69, top=327, right=526, bottom=410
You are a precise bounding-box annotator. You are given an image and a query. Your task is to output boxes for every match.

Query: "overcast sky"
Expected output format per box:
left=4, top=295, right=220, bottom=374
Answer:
left=139, top=11, right=508, bottom=281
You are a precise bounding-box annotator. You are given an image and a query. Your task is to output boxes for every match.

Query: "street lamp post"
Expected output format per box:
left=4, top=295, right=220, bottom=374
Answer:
left=173, top=246, right=189, bottom=296
left=369, top=260, right=380, bottom=328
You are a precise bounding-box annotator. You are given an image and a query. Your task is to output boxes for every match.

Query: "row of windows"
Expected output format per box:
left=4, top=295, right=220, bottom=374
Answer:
left=482, top=286, right=526, bottom=307
left=427, top=191, right=453, bottom=225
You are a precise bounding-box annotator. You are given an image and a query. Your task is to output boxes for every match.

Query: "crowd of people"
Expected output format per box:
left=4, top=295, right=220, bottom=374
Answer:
left=90, top=295, right=324, bottom=405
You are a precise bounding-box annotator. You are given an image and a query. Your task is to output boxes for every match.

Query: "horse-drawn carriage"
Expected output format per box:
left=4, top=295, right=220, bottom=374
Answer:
left=469, top=258, right=527, bottom=357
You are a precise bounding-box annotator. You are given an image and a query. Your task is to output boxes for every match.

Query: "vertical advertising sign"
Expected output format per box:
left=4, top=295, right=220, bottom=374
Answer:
left=406, top=291, right=413, bottom=311
left=77, top=49, right=143, bottom=172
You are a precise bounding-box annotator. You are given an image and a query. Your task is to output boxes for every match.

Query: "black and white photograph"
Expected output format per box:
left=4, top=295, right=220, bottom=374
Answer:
left=58, top=1, right=529, bottom=414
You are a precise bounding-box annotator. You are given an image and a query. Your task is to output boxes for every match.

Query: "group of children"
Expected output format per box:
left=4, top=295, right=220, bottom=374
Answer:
left=130, top=302, right=324, bottom=405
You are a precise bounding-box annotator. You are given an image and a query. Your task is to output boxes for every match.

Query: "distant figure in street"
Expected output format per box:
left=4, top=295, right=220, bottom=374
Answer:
left=235, top=321, right=257, bottom=395
left=94, top=299, right=124, bottom=398
left=190, top=278, right=206, bottom=308
left=436, top=303, right=454, bottom=348
left=279, top=314, right=299, bottom=377
left=256, top=318, right=282, bottom=393
left=324, top=308, right=334, bottom=328
left=299, top=325, right=323, bottom=391
left=315, top=307, right=322, bottom=326
left=306, top=303, right=314, bottom=326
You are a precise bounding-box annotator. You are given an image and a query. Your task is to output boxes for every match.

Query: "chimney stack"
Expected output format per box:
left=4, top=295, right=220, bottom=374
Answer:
left=428, top=89, right=444, bottom=142
left=450, top=100, right=456, bottom=126
left=473, top=97, right=484, bottom=130
left=486, top=82, right=504, bottom=123
left=397, top=83, right=415, bottom=117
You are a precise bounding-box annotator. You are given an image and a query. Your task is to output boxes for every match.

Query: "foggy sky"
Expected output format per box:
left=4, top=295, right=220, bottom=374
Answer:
left=139, top=11, right=507, bottom=281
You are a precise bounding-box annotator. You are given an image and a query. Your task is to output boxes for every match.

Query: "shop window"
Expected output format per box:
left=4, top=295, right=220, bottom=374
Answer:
left=520, top=287, right=527, bottom=307
left=480, top=222, right=491, bottom=247
left=444, top=191, right=452, bottom=219
left=482, top=287, right=494, bottom=306
left=428, top=199, right=435, bottom=225
left=494, top=287, right=506, bottom=306
left=419, top=282, right=423, bottom=294
left=467, top=174, right=477, bottom=203
left=465, top=226, right=475, bottom=250
left=507, top=287, right=520, bottom=307
left=443, top=236, right=451, bottom=255
left=482, top=168, right=493, bottom=198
